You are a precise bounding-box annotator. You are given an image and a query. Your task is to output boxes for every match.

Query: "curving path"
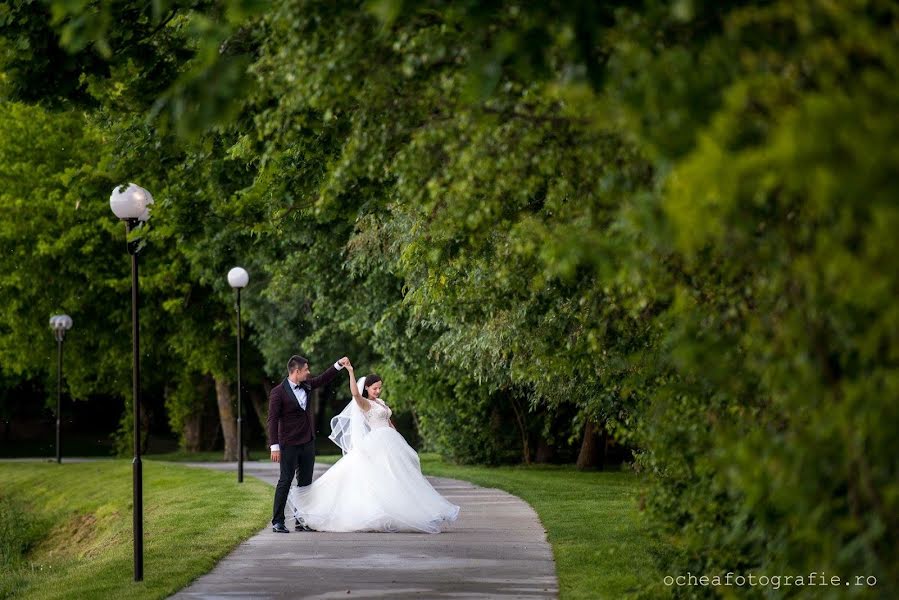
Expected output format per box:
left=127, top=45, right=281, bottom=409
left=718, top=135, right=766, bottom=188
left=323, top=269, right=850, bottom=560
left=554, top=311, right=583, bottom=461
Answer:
left=170, top=460, right=558, bottom=599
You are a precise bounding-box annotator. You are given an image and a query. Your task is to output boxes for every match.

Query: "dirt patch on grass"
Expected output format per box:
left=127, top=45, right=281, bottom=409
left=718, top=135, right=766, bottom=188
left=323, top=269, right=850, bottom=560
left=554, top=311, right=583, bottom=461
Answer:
left=34, top=512, right=106, bottom=561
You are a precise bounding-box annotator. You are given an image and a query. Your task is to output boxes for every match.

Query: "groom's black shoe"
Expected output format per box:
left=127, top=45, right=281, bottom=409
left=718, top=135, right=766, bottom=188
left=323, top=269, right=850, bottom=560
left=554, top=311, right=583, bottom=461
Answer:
left=295, top=520, right=312, bottom=532
left=272, top=522, right=290, bottom=534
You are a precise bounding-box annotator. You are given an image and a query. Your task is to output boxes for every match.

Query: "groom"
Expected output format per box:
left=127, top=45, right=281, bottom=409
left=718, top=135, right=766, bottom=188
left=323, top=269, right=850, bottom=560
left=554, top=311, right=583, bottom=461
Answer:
left=268, top=353, right=348, bottom=533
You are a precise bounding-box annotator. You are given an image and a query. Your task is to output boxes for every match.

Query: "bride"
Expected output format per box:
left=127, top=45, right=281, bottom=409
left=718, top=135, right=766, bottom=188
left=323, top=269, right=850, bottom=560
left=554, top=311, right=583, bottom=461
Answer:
left=287, top=359, right=460, bottom=533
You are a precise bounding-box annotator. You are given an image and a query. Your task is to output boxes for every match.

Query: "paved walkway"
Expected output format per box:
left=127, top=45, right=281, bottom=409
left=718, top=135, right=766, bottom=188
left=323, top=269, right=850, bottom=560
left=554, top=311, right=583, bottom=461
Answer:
left=170, top=460, right=558, bottom=599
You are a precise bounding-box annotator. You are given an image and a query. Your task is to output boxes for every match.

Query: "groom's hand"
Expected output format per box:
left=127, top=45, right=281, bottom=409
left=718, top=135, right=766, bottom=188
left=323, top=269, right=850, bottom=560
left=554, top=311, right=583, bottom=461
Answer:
left=339, top=357, right=350, bottom=368
left=271, top=450, right=281, bottom=462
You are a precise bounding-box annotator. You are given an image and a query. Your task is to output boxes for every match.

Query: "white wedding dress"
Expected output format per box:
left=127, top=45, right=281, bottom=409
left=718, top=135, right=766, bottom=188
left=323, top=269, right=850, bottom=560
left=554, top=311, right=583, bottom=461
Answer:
left=287, top=397, right=460, bottom=533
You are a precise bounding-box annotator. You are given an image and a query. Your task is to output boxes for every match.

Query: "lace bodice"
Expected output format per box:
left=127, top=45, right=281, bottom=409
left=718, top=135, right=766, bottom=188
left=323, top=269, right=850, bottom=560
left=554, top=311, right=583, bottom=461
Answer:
left=364, top=399, right=392, bottom=429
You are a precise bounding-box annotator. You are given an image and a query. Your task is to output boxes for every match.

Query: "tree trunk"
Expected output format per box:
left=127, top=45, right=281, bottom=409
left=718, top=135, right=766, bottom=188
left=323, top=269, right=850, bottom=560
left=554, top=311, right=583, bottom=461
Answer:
left=250, top=381, right=271, bottom=432
left=214, top=375, right=238, bottom=461
left=247, top=388, right=268, bottom=431
left=508, top=396, right=531, bottom=464
left=576, top=420, right=607, bottom=471
left=534, top=435, right=555, bottom=463
left=180, top=374, right=210, bottom=453
left=182, top=412, right=202, bottom=453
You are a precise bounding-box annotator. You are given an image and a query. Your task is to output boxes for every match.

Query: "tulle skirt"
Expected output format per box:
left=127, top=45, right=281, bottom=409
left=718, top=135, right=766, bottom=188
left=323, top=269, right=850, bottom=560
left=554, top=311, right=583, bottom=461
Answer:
left=287, top=427, right=460, bottom=533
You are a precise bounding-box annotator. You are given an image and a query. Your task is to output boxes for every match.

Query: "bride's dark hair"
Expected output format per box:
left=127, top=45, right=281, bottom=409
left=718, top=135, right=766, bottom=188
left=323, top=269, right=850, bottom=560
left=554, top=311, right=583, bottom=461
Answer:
left=362, top=373, right=382, bottom=398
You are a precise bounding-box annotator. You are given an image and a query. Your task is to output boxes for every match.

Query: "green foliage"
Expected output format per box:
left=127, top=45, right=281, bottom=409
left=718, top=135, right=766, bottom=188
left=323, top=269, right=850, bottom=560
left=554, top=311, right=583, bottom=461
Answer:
left=617, top=3, right=897, bottom=596
left=395, top=369, right=523, bottom=465
left=228, top=1, right=655, bottom=464
left=0, top=102, right=137, bottom=400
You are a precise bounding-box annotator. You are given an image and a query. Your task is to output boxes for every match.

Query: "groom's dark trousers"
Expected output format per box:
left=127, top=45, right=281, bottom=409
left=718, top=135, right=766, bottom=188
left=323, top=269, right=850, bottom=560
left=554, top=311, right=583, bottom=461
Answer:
left=268, top=365, right=340, bottom=526
left=272, top=439, right=316, bottom=525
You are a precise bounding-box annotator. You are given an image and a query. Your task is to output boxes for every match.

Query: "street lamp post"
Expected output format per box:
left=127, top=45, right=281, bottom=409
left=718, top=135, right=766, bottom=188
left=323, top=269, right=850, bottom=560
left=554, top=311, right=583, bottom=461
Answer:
left=227, top=267, right=249, bottom=483
left=49, top=314, right=73, bottom=464
left=110, top=183, right=153, bottom=583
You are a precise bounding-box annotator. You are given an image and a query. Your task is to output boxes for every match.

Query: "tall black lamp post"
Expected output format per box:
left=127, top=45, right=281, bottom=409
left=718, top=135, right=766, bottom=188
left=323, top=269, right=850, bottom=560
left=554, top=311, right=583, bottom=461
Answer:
left=49, top=314, right=73, bottom=464
left=227, top=267, right=249, bottom=482
left=110, top=183, right=153, bottom=582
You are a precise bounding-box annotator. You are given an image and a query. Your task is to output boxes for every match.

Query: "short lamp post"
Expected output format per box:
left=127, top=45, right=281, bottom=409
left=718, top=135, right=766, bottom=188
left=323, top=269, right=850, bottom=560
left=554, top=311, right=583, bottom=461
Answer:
left=109, top=183, right=153, bottom=583
left=49, top=314, right=73, bottom=464
left=227, top=267, right=249, bottom=483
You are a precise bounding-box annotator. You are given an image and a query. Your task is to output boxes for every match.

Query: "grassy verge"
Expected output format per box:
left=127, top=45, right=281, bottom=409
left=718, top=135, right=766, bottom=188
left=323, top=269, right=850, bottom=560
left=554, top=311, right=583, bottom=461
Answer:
left=143, top=450, right=239, bottom=462
left=316, top=452, right=661, bottom=599
left=0, top=460, right=270, bottom=600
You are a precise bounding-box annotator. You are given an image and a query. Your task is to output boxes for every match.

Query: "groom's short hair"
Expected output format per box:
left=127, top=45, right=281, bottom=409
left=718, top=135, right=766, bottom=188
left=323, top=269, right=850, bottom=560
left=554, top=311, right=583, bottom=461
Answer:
left=287, top=355, right=308, bottom=374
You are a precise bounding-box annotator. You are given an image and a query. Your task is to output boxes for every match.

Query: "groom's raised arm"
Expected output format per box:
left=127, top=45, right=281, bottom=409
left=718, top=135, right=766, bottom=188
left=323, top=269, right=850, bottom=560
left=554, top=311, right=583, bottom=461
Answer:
left=307, top=357, right=346, bottom=390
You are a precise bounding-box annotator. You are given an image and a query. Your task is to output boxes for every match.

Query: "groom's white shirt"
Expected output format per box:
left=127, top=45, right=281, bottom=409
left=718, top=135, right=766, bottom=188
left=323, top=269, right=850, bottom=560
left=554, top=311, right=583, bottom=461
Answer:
left=270, top=360, right=344, bottom=452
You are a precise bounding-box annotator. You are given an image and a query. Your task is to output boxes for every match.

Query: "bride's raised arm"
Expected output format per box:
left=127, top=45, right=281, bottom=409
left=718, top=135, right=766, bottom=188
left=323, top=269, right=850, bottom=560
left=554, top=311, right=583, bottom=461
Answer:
left=345, top=362, right=370, bottom=412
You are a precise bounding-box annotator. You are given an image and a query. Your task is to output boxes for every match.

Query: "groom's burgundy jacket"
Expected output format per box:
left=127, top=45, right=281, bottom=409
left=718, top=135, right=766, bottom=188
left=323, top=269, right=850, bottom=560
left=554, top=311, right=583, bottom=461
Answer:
left=267, top=365, right=340, bottom=447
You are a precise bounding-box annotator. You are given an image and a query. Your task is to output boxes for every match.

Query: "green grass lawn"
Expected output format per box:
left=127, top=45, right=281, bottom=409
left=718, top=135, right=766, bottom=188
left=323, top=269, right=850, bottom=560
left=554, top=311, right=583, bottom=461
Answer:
left=0, top=460, right=271, bottom=600
left=143, top=450, right=243, bottom=462
left=316, top=452, right=662, bottom=599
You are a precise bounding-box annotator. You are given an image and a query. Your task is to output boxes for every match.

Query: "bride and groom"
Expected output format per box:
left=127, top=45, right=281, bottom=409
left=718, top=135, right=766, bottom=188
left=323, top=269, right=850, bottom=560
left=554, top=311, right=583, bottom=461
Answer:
left=267, top=354, right=460, bottom=534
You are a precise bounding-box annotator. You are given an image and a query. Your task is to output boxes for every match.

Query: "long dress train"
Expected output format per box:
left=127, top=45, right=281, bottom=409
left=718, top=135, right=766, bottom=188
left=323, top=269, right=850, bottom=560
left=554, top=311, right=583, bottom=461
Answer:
left=287, top=398, right=460, bottom=533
